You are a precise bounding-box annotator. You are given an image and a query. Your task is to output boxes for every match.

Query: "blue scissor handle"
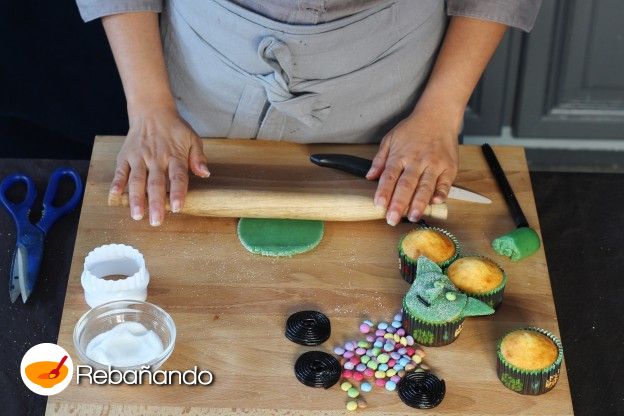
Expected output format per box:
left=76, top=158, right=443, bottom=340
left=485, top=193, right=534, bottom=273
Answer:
left=37, top=167, right=84, bottom=234
left=0, top=173, right=38, bottom=230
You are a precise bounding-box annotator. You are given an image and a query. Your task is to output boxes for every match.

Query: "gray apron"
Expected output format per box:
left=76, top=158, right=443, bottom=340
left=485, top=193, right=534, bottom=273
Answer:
left=161, top=0, right=446, bottom=143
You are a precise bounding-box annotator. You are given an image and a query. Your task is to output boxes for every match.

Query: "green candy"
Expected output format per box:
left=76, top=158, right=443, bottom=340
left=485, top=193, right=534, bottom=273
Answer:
left=347, top=387, right=360, bottom=398
left=492, top=227, right=541, bottom=261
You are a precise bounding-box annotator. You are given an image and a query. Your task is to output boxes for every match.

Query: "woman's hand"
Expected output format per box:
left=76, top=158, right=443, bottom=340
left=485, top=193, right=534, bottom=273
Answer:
left=109, top=104, right=210, bottom=226
left=366, top=107, right=459, bottom=226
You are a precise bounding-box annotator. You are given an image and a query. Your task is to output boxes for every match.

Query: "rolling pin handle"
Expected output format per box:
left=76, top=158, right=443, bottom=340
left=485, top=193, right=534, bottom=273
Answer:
left=423, top=203, right=448, bottom=220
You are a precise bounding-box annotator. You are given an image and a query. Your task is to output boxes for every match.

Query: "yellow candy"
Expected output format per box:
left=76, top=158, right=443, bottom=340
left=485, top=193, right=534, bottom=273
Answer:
left=400, top=337, right=408, bottom=346
left=374, top=370, right=386, bottom=379
left=384, top=333, right=393, bottom=339
left=346, top=401, right=358, bottom=411
left=393, top=334, right=400, bottom=342
left=341, top=381, right=352, bottom=391
left=412, top=355, right=422, bottom=364
left=386, top=369, right=397, bottom=377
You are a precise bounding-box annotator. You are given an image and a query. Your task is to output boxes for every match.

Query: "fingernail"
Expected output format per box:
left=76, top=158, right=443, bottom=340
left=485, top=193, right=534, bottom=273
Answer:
left=432, top=195, right=444, bottom=204
left=408, top=210, right=420, bottom=222
left=200, top=165, right=210, bottom=177
left=109, top=185, right=119, bottom=194
left=386, top=211, right=400, bottom=226
left=366, top=167, right=375, bottom=178
left=171, top=199, right=181, bottom=213
left=131, top=207, right=142, bottom=221
left=150, top=211, right=161, bottom=227
left=375, top=196, right=387, bottom=209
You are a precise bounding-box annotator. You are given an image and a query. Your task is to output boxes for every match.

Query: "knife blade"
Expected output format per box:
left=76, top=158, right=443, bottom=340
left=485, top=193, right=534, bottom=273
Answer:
left=309, top=154, right=491, bottom=204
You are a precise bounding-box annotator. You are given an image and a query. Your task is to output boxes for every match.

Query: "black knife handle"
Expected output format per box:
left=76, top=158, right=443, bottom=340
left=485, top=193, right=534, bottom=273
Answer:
left=481, top=144, right=528, bottom=228
left=309, top=154, right=372, bottom=178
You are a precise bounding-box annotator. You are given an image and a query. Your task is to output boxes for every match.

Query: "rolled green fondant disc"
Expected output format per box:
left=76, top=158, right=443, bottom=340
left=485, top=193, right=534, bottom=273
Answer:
left=492, top=227, right=541, bottom=261
left=237, top=218, right=324, bottom=257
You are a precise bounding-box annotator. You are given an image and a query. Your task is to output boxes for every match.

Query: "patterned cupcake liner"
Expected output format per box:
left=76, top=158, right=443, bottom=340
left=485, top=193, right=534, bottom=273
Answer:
left=445, top=255, right=507, bottom=310
left=496, top=327, right=564, bottom=395
left=401, top=299, right=465, bottom=347
left=398, top=226, right=460, bottom=284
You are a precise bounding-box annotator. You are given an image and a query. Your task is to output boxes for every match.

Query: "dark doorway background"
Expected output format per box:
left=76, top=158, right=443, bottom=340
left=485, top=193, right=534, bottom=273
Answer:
left=0, top=0, right=127, bottom=160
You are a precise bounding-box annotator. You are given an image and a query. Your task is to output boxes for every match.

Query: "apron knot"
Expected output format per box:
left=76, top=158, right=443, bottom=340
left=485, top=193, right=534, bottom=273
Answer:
left=256, top=36, right=331, bottom=128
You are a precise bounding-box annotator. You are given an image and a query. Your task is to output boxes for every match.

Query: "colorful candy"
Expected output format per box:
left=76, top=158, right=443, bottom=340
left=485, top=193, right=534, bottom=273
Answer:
left=385, top=380, right=397, bottom=391
left=346, top=400, right=358, bottom=411
left=360, top=382, right=372, bottom=392
left=347, top=387, right=360, bottom=398
left=332, top=312, right=429, bottom=409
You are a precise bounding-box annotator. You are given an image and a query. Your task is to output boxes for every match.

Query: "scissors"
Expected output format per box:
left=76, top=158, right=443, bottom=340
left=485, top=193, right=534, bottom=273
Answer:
left=0, top=167, right=83, bottom=303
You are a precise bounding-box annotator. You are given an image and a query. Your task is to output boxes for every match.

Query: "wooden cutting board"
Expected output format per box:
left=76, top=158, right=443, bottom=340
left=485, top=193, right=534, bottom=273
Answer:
left=47, top=136, right=573, bottom=415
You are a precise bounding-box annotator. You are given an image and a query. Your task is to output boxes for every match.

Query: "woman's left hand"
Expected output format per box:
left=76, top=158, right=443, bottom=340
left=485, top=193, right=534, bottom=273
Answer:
left=366, top=107, right=460, bottom=226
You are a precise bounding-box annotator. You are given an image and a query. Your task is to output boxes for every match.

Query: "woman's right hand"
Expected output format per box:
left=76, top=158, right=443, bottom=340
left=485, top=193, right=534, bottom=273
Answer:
left=109, top=104, right=210, bottom=226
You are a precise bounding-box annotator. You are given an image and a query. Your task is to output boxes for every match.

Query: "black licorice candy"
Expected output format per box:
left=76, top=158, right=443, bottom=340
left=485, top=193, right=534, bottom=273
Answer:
left=397, top=371, right=446, bottom=409
left=285, top=310, right=331, bottom=346
left=294, top=351, right=341, bottom=389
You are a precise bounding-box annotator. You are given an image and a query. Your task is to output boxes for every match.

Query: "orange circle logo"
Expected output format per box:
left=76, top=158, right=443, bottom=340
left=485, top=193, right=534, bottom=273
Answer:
left=20, top=343, right=73, bottom=395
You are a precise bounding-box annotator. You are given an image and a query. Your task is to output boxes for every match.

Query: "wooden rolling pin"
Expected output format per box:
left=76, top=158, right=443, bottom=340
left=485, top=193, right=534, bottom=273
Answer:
left=108, top=190, right=448, bottom=221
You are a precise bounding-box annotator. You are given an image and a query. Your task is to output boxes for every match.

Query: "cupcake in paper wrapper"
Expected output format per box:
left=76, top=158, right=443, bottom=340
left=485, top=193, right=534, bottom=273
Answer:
left=445, top=255, right=507, bottom=310
left=402, top=257, right=494, bottom=347
left=398, top=226, right=460, bottom=284
left=496, top=327, right=563, bottom=395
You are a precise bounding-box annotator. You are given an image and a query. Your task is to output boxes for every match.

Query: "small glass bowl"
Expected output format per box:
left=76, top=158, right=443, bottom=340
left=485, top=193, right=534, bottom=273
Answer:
left=73, top=299, right=176, bottom=371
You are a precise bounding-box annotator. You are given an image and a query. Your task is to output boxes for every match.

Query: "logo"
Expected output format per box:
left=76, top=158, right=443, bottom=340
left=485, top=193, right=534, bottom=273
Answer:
left=20, top=343, right=73, bottom=395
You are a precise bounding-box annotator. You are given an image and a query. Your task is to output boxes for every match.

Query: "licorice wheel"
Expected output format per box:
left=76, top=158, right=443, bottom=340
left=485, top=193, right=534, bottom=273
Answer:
left=285, top=310, right=331, bottom=346
left=294, top=351, right=341, bottom=389
left=397, top=371, right=446, bottom=409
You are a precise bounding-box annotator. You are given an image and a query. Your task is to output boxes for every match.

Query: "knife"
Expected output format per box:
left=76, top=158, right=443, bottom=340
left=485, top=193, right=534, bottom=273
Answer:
left=309, top=154, right=491, bottom=204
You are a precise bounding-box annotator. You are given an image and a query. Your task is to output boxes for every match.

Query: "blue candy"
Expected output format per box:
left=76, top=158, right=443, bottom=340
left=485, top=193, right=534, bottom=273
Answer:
left=361, top=382, right=373, bottom=392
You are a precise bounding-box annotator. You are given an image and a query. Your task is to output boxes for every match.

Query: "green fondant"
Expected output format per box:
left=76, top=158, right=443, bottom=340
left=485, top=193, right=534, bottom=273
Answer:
left=492, top=227, right=541, bottom=261
left=463, top=297, right=497, bottom=317
left=237, top=218, right=324, bottom=257
left=501, top=373, right=523, bottom=392
left=403, top=257, right=494, bottom=324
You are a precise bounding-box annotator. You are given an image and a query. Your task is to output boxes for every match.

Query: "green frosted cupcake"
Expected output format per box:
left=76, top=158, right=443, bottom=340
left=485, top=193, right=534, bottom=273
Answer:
left=446, top=256, right=507, bottom=309
left=398, top=226, right=460, bottom=284
left=402, top=257, right=494, bottom=346
left=496, top=327, right=563, bottom=395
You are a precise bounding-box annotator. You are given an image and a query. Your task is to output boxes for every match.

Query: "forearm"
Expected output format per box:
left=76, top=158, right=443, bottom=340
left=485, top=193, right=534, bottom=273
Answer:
left=102, top=12, right=174, bottom=117
left=413, top=16, right=508, bottom=130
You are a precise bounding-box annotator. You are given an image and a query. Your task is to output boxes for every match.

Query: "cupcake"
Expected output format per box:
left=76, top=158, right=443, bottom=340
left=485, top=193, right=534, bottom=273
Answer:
left=446, top=256, right=507, bottom=309
left=398, top=227, right=459, bottom=283
left=402, top=256, right=494, bottom=346
left=496, top=327, right=563, bottom=395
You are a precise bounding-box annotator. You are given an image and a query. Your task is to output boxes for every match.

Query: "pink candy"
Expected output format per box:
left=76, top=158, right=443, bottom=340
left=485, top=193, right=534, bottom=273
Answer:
left=364, top=368, right=374, bottom=377
left=353, top=372, right=364, bottom=382
left=375, top=378, right=386, bottom=387
left=359, top=323, right=371, bottom=334
left=342, top=370, right=353, bottom=379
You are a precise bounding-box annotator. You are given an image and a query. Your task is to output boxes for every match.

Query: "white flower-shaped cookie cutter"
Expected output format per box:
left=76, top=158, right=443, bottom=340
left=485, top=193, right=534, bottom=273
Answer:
left=81, top=244, right=149, bottom=308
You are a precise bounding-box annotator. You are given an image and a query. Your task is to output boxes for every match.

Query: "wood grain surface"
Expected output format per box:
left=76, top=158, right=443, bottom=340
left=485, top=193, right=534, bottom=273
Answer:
left=46, top=136, right=573, bottom=415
